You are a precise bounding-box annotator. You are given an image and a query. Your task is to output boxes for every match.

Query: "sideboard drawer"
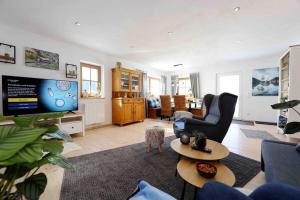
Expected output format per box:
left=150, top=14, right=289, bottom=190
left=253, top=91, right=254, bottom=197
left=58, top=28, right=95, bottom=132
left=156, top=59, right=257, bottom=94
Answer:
left=60, top=122, right=83, bottom=135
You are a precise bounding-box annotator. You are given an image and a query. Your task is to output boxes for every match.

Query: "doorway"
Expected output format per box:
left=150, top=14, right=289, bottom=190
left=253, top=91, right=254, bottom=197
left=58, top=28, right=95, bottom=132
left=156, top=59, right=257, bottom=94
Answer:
left=217, top=72, right=241, bottom=119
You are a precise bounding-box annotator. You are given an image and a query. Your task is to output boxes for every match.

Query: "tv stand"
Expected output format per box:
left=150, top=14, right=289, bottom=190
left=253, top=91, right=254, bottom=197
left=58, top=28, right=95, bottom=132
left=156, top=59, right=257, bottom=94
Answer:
left=59, top=112, right=85, bottom=137
left=65, top=111, right=77, bottom=114
left=0, top=112, right=85, bottom=137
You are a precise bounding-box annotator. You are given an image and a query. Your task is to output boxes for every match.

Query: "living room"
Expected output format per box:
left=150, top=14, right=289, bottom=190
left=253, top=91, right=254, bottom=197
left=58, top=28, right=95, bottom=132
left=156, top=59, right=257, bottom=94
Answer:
left=0, top=0, right=300, bottom=200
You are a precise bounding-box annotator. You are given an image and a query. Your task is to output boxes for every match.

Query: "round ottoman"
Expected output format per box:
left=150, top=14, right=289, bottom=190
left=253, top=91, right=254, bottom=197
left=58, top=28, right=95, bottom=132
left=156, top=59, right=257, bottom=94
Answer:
left=145, top=126, right=165, bottom=153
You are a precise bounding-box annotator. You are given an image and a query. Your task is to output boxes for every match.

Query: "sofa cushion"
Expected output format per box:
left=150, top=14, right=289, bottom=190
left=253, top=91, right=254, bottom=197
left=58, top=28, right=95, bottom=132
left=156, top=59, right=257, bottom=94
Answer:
left=249, top=183, right=300, bottom=200
left=296, top=144, right=300, bottom=153
left=128, top=180, right=176, bottom=200
left=261, top=140, right=300, bottom=187
left=147, top=99, right=156, bottom=108
left=197, top=182, right=252, bottom=200
left=154, top=99, right=161, bottom=108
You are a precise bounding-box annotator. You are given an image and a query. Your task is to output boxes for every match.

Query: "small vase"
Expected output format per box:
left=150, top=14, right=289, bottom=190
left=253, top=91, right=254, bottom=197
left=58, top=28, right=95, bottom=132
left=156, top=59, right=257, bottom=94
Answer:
left=180, top=134, right=190, bottom=145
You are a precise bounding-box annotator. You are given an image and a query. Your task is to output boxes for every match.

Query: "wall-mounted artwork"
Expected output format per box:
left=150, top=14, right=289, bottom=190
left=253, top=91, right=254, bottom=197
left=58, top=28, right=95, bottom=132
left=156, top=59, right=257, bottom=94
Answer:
left=25, top=47, right=59, bottom=70
left=66, top=63, right=77, bottom=79
left=252, top=67, right=279, bottom=96
left=0, top=43, right=16, bottom=64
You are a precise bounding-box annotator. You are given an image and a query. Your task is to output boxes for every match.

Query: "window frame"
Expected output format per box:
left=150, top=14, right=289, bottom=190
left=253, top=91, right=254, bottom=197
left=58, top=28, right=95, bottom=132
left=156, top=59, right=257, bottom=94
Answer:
left=80, top=62, right=102, bottom=99
left=147, top=76, right=161, bottom=97
left=178, top=77, right=192, bottom=96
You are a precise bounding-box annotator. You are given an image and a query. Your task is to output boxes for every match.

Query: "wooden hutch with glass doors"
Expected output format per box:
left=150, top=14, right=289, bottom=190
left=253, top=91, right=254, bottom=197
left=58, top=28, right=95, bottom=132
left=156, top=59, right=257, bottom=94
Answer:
left=112, top=67, right=144, bottom=125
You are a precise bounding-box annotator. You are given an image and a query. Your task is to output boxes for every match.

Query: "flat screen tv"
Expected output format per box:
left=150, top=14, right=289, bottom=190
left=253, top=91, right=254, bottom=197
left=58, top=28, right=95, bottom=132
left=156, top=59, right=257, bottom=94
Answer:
left=2, top=75, right=78, bottom=116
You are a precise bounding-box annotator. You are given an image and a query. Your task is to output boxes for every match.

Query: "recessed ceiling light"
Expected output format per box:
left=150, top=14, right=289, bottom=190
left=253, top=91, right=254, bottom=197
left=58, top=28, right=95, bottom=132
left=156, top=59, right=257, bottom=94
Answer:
left=234, top=7, right=240, bottom=12
left=168, top=31, right=174, bottom=35
left=74, top=21, right=81, bottom=26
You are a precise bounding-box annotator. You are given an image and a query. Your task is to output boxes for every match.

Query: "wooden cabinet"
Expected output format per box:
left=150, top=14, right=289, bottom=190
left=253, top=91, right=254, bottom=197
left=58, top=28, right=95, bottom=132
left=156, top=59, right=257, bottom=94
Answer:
left=112, top=67, right=141, bottom=93
left=112, top=66, right=145, bottom=125
left=112, top=98, right=145, bottom=125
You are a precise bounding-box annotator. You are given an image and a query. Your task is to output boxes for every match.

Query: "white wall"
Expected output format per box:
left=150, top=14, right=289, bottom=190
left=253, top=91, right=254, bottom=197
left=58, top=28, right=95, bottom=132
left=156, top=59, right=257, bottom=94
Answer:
left=0, top=24, right=161, bottom=125
left=173, top=55, right=281, bottom=123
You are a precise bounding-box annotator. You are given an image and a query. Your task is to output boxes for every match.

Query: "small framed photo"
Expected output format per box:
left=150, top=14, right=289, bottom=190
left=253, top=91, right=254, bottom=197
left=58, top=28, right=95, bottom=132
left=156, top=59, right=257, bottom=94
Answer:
left=0, top=43, right=16, bottom=64
left=66, top=63, right=77, bottom=79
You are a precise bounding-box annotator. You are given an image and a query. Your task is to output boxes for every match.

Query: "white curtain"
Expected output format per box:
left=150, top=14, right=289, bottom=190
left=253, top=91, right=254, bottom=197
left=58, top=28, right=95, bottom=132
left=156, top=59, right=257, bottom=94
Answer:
left=161, top=75, right=167, bottom=95
left=190, top=72, right=201, bottom=98
left=141, top=72, right=147, bottom=97
left=171, top=75, right=178, bottom=96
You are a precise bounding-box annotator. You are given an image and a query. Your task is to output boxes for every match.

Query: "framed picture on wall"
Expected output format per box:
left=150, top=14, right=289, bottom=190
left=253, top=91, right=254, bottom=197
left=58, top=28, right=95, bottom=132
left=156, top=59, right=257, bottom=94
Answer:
left=25, top=47, right=59, bottom=70
left=0, top=43, right=16, bottom=64
left=66, top=63, right=77, bottom=79
left=252, top=67, right=279, bottom=96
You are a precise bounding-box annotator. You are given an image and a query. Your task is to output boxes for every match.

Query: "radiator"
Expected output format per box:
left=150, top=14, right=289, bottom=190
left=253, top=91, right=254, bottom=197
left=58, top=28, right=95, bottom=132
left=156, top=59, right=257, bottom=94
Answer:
left=79, top=101, right=105, bottom=125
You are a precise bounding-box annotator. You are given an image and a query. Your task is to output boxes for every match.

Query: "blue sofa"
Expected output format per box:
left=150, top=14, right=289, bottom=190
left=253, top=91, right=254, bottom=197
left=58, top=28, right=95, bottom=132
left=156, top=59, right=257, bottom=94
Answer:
left=128, top=180, right=300, bottom=200
left=261, top=140, right=300, bottom=187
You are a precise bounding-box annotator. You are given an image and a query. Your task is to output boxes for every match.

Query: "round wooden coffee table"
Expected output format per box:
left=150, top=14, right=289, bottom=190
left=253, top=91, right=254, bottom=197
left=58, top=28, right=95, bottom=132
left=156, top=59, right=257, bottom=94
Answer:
left=178, top=159, right=235, bottom=188
left=170, top=138, right=230, bottom=160
left=177, top=159, right=235, bottom=199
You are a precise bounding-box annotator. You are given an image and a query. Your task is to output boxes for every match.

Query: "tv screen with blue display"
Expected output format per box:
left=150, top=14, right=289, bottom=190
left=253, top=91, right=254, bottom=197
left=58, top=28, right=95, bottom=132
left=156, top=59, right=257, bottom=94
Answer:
left=2, top=75, right=78, bottom=116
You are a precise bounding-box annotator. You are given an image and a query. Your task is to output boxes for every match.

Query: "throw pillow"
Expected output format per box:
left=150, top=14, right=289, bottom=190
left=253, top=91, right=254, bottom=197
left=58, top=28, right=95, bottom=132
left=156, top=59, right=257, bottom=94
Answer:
left=296, top=144, right=300, bottom=153
left=128, top=180, right=176, bottom=200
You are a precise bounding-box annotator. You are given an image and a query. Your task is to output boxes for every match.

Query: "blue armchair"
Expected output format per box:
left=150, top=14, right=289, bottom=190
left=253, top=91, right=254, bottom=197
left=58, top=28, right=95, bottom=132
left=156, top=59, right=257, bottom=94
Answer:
left=173, top=93, right=238, bottom=143
left=128, top=180, right=300, bottom=200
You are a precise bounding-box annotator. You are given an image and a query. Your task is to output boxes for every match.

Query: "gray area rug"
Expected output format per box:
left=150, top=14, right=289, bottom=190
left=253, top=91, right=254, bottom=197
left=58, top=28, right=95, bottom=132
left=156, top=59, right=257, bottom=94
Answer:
left=232, top=120, right=254, bottom=126
left=60, top=136, right=261, bottom=200
left=241, top=128, right=279, bottom=141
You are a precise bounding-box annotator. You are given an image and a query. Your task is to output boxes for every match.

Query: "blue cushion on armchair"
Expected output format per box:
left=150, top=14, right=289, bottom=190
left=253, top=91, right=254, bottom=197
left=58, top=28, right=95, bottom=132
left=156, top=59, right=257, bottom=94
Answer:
left=128, top=180, right=176, bottom=200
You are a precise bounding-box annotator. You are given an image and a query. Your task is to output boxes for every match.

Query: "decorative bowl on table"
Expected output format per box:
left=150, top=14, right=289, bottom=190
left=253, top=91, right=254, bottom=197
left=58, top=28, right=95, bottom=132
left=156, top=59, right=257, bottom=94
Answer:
left=196, top=162, right=217, bottom=178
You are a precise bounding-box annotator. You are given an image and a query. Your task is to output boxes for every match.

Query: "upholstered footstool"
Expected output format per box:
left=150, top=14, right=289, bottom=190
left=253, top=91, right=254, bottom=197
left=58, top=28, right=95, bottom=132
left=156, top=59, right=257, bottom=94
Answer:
left=145, top=126, right=165, bottom=153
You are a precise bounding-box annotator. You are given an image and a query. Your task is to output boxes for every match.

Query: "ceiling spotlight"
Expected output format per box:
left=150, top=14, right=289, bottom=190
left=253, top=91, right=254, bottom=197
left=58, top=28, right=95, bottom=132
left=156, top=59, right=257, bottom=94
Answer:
left=74, top=21, right=81, bottom=26
left=173, top=64, right=183, bottom=67
left=234, top=7, right=240, bottom=12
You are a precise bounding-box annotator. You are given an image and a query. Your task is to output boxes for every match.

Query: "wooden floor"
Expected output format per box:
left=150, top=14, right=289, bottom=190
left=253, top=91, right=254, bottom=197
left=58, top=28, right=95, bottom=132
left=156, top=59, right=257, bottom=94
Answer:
left=40, top=119, right=298, bottom=200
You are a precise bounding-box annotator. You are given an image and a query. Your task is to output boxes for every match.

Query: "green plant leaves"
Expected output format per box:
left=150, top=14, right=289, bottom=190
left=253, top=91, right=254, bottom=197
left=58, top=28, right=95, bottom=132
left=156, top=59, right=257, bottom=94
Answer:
left=284, top=122, right=300, bottom=134
left=11, top=112, right=64, bottom=128
left=0, top=127, right=46, bottom=161
left=0, top=114, right=4, bottom=122
left=3, top=165, right=31, bottom=180
left=16, top=173, right=47, bottom=200
left=0, top=138, right=44, bottom=166
left=11, top=116, right=37, bottom=128
left=271, top=100, right=300, bottom=110
left=43, top=124, right=59, bottom=133
left=43, top=140, right=63, bottom=153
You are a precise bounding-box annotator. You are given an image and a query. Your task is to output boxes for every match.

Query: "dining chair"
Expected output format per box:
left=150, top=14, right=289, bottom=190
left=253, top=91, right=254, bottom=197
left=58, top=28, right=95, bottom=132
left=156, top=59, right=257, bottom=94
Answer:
left=173, top=95, right=186, bottom=112
left=160, top=95, right=173, bottom=121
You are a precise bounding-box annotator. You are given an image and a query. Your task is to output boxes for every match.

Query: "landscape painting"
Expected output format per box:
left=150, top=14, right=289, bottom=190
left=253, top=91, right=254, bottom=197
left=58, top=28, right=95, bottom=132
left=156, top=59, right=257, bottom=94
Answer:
left=252, top=67, right=279, bottom=96
left=25, top=47, right=59, bottom=70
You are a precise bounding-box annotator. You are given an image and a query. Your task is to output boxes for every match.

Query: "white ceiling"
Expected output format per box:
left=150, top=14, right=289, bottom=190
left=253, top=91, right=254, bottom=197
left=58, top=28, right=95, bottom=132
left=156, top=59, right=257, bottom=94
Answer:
left=0, top=0, right=300, bottom=71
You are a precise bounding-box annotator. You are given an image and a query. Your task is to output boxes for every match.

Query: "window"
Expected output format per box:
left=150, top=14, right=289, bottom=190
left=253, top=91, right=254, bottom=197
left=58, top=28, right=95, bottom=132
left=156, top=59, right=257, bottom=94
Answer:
left=148, top=77, right=161, bottom=97
left=80, top=63, right=101, bottom=98
left=178, top=78, right=192, bottom=96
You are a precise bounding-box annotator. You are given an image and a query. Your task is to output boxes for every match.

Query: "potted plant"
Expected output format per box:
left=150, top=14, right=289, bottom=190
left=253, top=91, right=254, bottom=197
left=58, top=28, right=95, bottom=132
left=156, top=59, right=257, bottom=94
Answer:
left=271, top=100, right=300, bottom=134
left=0, top=112, right=73, bottom=200
left=193, top=130, right=207, bottom=149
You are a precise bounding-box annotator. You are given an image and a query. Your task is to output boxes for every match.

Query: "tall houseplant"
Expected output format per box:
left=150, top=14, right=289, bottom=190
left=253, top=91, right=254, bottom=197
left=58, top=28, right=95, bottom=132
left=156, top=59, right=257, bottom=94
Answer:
left=0, top=112, right=73, bottom=200
left=271, top=100, right=300, bottom=134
